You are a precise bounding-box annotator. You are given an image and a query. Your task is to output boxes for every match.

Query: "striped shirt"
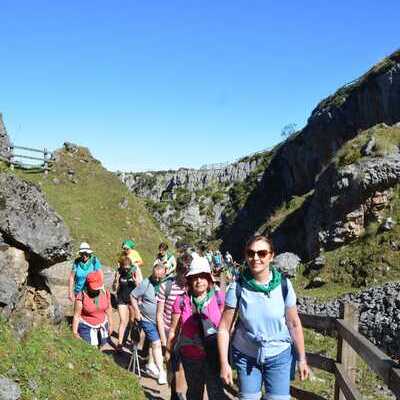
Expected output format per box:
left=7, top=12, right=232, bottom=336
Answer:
left=157, top=280, right=185, bottom=334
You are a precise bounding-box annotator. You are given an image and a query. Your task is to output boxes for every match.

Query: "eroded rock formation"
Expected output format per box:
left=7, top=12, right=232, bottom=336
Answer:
left=0, top=113, right=10, bottom=159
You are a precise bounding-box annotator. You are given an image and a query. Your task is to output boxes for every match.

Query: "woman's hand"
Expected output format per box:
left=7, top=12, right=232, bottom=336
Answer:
left=135, top=311, right=142, bottom=322
left=73, top=332, right=81, bottom=340
left=164, top=349, right=171, bottom=364
left=298, top=360, right=310, bottom=381
left=220, top=362, right=233, bottom=386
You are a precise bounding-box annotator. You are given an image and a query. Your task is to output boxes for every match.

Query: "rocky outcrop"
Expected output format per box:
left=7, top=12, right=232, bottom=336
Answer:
left=273, top=252, right=301, bottom=277
left=0, top=377, right=21, bottom=400
left=304, top=153, right=400, bottom=258
left=221, top=50, right=400, bottom=259
left=0, top=173, right=71, bottom=266
left=298, top=282, right=400, bottom=357
left=0, top=246, right=29, bottom=315
left=118, top=154, right=269, bottom=242
left=119, top=157, right=262, bottom=202
left=0, top=113, right=11, bottom=159
left=0, top=168, right=72, bottom=329
left=39, top=261, right=115, bottom=314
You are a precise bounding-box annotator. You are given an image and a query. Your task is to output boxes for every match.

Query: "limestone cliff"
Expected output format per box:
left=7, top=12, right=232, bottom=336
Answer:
left=220, top=50, right=400, bottom=259
left=119, top=49, right=400, bottom=280
left=118, top=151, right=272, bottom=243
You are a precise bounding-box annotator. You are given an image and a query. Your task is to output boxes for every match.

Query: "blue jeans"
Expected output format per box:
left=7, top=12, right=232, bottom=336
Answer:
left=232, top=345, right=295, bottom=400
left=139, top=320, right=160, bottom=343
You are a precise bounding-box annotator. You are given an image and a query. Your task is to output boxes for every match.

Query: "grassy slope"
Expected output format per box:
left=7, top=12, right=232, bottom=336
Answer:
left=0, top=319, right=144, bottom=399
left=15, top=147, right=165, bottom=274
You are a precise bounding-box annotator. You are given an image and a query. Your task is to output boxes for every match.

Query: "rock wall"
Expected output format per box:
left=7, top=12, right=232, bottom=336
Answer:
left=298, top=282, right=400, bottom=357
left=220, top=50, right=400, bottom=259
left=119, top=158, right=261, bottom=202
left=271, top=125, right=400, bottom=260
left=0, top=168, right=72, bottom=332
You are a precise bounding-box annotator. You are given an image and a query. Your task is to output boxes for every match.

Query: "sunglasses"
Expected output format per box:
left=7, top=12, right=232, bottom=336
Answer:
left=81, top=252, right=90, bottom=257
left=246, top=249, right=272, bottom=259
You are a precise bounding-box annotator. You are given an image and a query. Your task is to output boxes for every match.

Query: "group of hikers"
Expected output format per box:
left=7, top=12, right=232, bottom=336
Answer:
left=68, top=235, right=309, bottom=400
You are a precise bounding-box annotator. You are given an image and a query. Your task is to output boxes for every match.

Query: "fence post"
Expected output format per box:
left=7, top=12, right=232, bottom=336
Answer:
left=9, top=144, right=14, bottom=171
left=334, top=302, right=359, bottom=400
left=43, top=148, right=48, bottom=174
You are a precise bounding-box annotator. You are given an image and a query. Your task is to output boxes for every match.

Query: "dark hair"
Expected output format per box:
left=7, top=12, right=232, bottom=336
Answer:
left=159, top=242, right=169, bottom=251
left=244, top=235, right=274, bottom=255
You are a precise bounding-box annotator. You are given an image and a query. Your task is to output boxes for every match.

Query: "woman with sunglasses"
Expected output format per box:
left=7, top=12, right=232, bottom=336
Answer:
left=166, top=255, right=228, bottom=400
left=218, top=235, right=309, bottom=400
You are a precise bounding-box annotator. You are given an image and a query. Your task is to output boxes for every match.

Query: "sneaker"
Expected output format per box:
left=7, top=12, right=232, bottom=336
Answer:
left=158, top=370, right=167, bottom=385
left=145, top=363, right=159, bottom=379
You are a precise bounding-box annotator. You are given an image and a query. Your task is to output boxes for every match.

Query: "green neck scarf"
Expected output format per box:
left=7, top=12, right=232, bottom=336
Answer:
left=150, top=277, right=161, bottom=294
left=191, top=288, right=215, bottom=312
left=240, top=267, right=281, bottom=296
left=79, top=256, right=93, bottom=271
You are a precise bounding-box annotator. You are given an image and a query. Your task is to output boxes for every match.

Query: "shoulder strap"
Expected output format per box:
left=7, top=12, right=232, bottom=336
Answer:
left=229, top=280, right=242, bottom=334
left=215, top=289, right=223, bottom=307
left=179, top=294, right=185, bottom=312
left=164, top=279, right=174, bottom=300
left=281, top=275, right=288, bottom=302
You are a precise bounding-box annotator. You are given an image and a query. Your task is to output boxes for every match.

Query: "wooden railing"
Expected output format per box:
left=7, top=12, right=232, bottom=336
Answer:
left=4, top=144, right=52, bottom=171
left=294, top=303, right=400, bottom=400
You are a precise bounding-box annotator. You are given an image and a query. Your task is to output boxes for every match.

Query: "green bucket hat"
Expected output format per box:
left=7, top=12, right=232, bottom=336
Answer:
left=122, top=239, right=136, bottom=250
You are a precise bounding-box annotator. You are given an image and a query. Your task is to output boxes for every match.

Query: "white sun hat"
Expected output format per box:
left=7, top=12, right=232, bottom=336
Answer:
left=78, top=242, right=93, bottom=254
left=186, top=254, right=212, bottom=277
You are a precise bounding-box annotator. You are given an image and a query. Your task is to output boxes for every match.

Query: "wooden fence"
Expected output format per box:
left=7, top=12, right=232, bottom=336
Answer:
left=2, top=144, right=52, bottom=171
left=294, top=304, right=400, bottom=400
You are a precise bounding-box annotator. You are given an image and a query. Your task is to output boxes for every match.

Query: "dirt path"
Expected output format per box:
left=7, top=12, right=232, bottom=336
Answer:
left=102, top=311, right=171, bottom=400
left=104, top=311, right=237, bottom=400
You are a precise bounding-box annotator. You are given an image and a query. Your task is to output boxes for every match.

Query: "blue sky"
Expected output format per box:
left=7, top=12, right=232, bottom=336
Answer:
left=1, top=1, right=399, bottom=171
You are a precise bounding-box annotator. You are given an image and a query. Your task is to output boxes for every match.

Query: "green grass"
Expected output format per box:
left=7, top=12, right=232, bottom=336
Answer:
left=259, top=192, right=311, bottom=234
left=335, top=123, right=400, bottom=167
left=292, top=264, right=357, bottom=302
left=12, top=147, right=165, bottom=274
left=0, top=319, right=144, bottom=399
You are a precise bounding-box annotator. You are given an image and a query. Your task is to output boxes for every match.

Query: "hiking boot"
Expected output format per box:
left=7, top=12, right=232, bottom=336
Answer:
left=145, top=363, right=159, bottom=379
left=158, top=370, right=167, bottom=385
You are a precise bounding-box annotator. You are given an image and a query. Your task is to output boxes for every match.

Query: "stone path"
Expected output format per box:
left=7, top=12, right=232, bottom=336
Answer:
left=105, top=310, right=237, bottom=400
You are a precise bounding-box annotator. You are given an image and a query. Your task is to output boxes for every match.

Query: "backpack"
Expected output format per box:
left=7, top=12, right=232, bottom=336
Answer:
left=179, top=290, right=224, bottom=370
left=213, top=254, right=222, bottom=266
